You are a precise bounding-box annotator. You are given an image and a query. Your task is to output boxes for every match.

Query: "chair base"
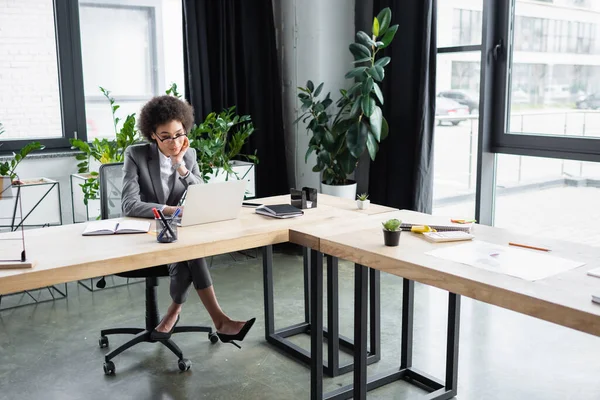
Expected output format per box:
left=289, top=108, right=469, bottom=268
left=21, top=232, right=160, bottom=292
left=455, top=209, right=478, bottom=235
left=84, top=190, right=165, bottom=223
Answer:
left=99, top=325, right=216, bottom=375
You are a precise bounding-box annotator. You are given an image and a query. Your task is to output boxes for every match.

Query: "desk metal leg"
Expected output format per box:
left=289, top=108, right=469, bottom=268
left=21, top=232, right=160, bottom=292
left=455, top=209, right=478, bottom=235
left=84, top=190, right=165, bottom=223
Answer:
left=354, top=263, right=369, bottom=399
left=310, top=249, right=324, bottom=400
left=265, top=246, right=380, bottom=377
left=322, top=277, right=462, bottom=400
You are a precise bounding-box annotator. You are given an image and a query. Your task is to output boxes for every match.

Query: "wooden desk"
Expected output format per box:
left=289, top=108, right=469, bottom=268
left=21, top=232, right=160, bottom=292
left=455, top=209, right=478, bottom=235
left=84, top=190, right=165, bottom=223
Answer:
left=296, top=210, right=600, bottom=400
left=0, top=201, right=361, bottom=295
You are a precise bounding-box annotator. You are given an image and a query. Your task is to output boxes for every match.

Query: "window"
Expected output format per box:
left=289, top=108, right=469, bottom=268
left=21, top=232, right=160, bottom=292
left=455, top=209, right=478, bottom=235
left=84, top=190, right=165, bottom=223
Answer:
left=494, top=154, right=600, bottom=247
left=0, top=0, right=185, bottom=152
left=0, top=0, right=63, bottom=142
left=78, top=0, right=185, bottom=140
left=434, top=0, right=483, bottom=220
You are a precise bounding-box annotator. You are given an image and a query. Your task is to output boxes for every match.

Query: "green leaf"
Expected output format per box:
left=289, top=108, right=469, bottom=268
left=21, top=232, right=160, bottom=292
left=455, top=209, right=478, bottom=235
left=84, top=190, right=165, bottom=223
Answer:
left=305, top=145, right=318, bottom=163
left=313, top=82, right=324, bottom=97
left=353, top=57, right=372, bottom=64
left=376, top=8, right=392, bottom=36
left=361, top=96, right=375, bottom=117
left=349, top=82, right=363, bottom=96
left=368, top=65, right=385, bottom=82
left=362, top=76, right=374, bottom=95
left=372, top=17, right=380, bottom=37
left=344, top=66, right=368, bottom=80
left=349, top=43, right=371, bottom=60
left=374, top=56, right=391, bottom=68
left=322, top=130, right=336, bottom=152
left=373, top=82, right=384, bottom=104
left=350, top=95, right=363, bottom=117
left=381, top=116, right=389, bottom=141
left=318, top=150, right=330, bottom=166
left=379, top=24, right=398, bottom=49
left=312, top=164, right=324, bottom=173
left=346, top=121, right=368, bottom=158
left=356, top=31, right=375, bottom=47
left=307, top=80, right=314, bottom=92
left=369, top=105, right=383, bottom=141
left=337, top=149, right=358, bottom=176
left=366, top=132, right=379, bottom=161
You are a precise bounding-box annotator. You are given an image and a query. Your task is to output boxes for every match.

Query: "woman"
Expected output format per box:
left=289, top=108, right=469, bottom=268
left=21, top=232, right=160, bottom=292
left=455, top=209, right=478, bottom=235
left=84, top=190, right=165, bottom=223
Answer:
left=121, top=95, right=254, bottom=347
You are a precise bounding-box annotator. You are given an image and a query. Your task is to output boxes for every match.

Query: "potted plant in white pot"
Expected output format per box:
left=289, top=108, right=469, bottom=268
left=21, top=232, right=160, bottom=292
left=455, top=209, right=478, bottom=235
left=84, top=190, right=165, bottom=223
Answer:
left=0, top=122, right=45, bottom=198
left=356, top=192, right=370, bottom=210
left=187, top=106, right=259, bottom=197
left=382, top=218, right=402, bottom=247
left=295, top=7, right=398, bottom=199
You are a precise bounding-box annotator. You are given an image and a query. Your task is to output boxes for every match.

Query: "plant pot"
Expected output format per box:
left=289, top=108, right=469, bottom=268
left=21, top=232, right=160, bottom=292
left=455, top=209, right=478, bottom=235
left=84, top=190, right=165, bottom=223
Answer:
left=0, top=176, right=16, bottom=199
left=321, top=180, right=357, bottom=200
left=383, top=229, right=401, bottom=247
left=357, top=199, right=370, bottom=210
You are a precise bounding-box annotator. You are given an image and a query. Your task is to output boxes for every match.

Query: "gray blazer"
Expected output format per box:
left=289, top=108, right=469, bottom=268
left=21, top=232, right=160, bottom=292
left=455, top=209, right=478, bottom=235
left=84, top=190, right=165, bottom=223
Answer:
left=122, top=142, right=202, bottom=218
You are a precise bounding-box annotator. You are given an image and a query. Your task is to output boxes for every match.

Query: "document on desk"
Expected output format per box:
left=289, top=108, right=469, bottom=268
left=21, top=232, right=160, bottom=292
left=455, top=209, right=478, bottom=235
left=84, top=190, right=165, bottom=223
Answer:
left=426, top=240, right=585, bottom=281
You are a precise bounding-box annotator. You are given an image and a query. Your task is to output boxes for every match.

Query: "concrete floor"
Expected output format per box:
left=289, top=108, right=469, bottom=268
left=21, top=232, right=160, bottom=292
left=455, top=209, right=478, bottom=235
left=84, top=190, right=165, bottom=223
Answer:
left=1, top=249, right=599, bottom=400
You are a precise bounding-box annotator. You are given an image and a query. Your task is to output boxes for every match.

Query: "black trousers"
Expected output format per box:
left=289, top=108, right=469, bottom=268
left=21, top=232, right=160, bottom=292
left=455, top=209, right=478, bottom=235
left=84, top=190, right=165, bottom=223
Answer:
left=167, top=258, right=212, bottom=304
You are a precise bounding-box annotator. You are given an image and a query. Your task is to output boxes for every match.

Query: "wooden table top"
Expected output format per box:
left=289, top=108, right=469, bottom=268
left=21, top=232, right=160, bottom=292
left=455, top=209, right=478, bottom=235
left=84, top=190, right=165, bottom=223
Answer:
left=313, top=210, right=600, bottom=337
left=0, top=196, right=369, bottom=295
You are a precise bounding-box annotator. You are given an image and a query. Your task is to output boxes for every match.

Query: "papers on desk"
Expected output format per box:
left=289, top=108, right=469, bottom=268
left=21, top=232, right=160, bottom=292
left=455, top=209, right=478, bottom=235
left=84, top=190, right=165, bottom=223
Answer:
left=426, top=240, right=585, bottom=281
left=587, top=267, right=600, bottom=279
left=82, top=220, right=150, bottom=236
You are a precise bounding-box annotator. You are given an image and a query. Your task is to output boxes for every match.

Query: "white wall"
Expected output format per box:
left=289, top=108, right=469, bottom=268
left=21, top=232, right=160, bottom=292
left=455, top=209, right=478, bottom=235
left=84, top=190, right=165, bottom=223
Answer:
left=274, top=0, right=355, bottom=190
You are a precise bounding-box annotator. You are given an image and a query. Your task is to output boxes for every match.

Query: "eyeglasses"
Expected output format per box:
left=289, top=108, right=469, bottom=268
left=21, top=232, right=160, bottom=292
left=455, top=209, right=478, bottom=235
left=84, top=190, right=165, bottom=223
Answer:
left=154, top=133, right=187, bottom=143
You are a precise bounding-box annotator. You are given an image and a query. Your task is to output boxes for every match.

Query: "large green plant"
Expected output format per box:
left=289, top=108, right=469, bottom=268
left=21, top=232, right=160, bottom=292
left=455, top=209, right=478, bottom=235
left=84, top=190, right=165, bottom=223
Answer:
left=295, top=8, right=397, bottom=185
left=0, top=122, right=45, bottom=181
left=70, top=87, right=141, bottom=205
left=188, top=106, right=258, bottom=183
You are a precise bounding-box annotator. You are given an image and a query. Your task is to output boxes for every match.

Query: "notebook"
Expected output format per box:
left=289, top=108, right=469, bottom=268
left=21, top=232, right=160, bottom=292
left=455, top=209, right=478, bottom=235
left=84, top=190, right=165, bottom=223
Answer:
left=422, top=231, right=474, bottom=243
left=82, top=220, right=150, bottom=236
left=255, top=204, right=303, bottom=219
left=400, top=222, right=473, bottom=233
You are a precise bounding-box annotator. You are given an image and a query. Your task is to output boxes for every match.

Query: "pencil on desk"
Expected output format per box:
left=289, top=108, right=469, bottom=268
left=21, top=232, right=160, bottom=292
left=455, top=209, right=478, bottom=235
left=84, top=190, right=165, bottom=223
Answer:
left=509, top=242, right=550, bottom=252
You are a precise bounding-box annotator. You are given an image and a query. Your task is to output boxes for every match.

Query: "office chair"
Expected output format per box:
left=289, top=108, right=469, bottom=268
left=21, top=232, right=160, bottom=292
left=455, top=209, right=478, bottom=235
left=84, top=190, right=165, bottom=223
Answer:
left=97, top=163, right=218, bottom=375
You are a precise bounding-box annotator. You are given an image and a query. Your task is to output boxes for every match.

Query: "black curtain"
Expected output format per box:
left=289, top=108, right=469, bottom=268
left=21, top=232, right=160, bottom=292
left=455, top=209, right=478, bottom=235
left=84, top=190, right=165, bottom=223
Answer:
left=366, top=0, right=437, bottom=212
left=183, top=0, right=289, bottom=197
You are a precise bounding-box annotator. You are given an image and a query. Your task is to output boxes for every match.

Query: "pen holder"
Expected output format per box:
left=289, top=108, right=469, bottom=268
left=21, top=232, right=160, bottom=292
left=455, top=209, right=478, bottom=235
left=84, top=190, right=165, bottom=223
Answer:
left=156, top=216, right=180, bottom=243
left=290, top=187, right=318, bottom=209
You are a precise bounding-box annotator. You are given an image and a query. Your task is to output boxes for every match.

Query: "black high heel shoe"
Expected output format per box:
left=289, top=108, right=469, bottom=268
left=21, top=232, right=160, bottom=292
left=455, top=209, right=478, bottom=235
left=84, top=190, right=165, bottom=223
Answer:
left=150, top=315, right=180, bottom=341
left=216, top=318, right=256, bottom=349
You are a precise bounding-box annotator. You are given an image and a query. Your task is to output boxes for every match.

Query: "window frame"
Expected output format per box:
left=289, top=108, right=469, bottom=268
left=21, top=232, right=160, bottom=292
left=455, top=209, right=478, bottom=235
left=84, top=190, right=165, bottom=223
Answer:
left=491, top=0, right=600, bottom=163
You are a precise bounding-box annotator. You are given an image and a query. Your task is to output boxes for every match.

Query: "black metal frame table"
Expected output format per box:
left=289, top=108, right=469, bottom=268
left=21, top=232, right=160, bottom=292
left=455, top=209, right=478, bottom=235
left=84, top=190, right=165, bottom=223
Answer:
left=262, top=245, right=381, bottom=377
left=309, top=252, right=461, bottom=400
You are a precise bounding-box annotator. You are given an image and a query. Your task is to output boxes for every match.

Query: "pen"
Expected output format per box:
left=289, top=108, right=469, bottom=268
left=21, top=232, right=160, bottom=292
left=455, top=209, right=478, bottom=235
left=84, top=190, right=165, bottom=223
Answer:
left=509, top=242, right=550, bottom=252
left=153, top=207, right=176, bottom=240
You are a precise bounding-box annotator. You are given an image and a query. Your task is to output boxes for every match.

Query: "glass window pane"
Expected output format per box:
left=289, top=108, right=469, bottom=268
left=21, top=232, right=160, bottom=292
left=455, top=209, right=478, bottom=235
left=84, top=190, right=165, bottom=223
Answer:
left=432, top=53, right=481, bottom=220
left=78, top=0, right=185, bottom=140
left=507, top=1, right=600, bottom=138
left=495, top=154, right=600, bottom=247
left=438, top=0, right=483, bottom=47
left=0, top=0, right=63, bottom=140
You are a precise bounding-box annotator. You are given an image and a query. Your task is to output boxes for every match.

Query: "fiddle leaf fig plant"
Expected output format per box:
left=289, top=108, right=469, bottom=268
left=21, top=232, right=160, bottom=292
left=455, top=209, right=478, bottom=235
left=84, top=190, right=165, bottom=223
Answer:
left=295, top=7, right=397, bottom=185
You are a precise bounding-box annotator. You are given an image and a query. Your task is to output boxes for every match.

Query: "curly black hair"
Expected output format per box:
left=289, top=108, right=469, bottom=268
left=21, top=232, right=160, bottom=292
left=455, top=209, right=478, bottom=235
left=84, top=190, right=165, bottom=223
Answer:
left=137, top=95, right=195, bottom=142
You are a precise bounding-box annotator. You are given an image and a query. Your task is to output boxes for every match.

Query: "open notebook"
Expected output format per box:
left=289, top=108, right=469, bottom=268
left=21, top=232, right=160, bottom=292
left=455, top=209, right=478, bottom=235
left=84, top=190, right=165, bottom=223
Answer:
left=82, top=220, right=150, bottom=236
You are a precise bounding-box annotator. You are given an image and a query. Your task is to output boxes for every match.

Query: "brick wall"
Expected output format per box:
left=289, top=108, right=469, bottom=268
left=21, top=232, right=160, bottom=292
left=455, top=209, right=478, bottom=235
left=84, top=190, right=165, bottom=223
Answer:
left=0, top=0, right=63, bottom=140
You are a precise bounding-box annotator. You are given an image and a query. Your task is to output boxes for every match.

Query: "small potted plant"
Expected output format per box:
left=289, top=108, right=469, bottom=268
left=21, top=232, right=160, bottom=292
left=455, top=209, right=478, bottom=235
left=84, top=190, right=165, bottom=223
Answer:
left=356, top=193, right=370, bottom=210
left=382, top=218, right=402, bottom=247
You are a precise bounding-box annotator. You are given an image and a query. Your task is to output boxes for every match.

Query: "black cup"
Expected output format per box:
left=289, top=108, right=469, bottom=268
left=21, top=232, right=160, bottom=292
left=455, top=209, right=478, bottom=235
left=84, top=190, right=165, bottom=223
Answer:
left=383, top=230, right=401, bottom=247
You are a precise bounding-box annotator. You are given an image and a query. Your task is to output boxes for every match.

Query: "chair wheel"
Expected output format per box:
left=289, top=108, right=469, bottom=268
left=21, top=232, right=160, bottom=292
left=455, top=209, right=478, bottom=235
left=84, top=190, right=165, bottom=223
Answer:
left=178, top=358, right=192, bottom=371
left=99, top=336, right=109, bottom=348
left=209, top=332, right=219, bottom=344
left=103, top=361, right=115, bottom=375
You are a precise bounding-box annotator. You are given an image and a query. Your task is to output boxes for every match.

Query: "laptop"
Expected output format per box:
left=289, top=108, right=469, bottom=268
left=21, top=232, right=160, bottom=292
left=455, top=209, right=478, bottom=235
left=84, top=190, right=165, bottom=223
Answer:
left=178, top=180, right=247, bottom=227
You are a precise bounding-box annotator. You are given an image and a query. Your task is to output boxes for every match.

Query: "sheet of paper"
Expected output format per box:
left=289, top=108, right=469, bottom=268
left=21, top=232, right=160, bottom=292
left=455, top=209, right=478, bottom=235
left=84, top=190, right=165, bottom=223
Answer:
left=426, top=240, right=585, bottom=281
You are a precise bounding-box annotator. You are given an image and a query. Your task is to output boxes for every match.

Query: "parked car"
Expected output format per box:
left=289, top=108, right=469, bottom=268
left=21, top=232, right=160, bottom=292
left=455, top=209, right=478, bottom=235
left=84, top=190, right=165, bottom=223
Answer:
left=435, top=97, right=469, bottom=126
left=576, top=93, right=600, bottom=109
left=437, top=90, right=479, bottom=114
